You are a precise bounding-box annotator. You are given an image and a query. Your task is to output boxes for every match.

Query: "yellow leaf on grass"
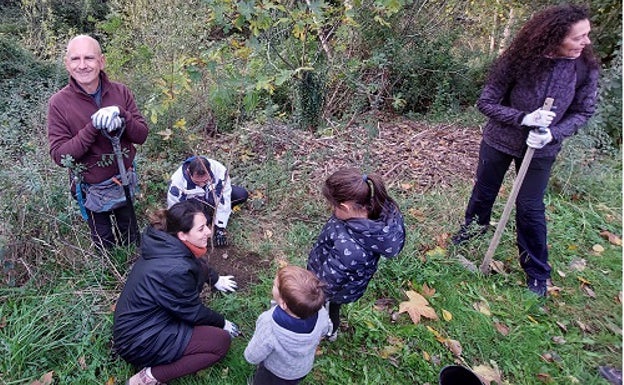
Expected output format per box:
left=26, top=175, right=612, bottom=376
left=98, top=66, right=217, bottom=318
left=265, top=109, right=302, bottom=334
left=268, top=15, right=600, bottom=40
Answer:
left=105, top=377, right=116, bottom=385
left=379, top=344, right=401, bottom=359
left=577, top=276, right=591, bottom=285
left=173, top=118, right=186, bottom=129
left=423, top=351, right=430, bottom=361
left=425, top=246, right=447, bottom=258
left=473, top=300, right=491, bottom=316
left=398, top=290, right=438, bottom=324
left=442, top=309, right=453, bottom=322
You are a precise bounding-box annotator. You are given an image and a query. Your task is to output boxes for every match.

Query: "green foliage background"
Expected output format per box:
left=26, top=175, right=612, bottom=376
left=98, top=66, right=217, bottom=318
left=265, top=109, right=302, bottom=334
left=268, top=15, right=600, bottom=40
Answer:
left=0, top=0, right=621, bottom=384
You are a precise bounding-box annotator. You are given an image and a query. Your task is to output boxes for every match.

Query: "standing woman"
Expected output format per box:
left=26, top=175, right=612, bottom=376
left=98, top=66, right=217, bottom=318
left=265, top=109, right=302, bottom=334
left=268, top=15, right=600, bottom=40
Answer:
left=114, top=200, right=240, bottom=385
left=452, top=4, right=599, bottom=296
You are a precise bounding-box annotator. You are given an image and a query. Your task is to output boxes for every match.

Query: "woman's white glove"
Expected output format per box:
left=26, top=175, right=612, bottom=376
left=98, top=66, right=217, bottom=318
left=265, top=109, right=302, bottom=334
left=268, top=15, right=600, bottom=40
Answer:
left=214, top=275, right=237, bottom=293
left=526, top=128, right=553, bottom=149
left=521, top=108, right=556, bottom=127
left=223, top=319, right=240, bottom=338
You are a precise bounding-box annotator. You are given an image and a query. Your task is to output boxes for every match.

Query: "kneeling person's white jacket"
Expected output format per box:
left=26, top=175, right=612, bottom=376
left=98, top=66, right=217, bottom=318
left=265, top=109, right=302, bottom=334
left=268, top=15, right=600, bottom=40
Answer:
left=167, top=157, right=232, bottom=228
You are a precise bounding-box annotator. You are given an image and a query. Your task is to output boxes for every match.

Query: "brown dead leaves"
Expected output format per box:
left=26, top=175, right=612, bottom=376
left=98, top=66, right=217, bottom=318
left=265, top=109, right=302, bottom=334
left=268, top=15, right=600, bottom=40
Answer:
left=29, top=372, right=53, bottom=385
left=398, top=290, right=438, bottom=324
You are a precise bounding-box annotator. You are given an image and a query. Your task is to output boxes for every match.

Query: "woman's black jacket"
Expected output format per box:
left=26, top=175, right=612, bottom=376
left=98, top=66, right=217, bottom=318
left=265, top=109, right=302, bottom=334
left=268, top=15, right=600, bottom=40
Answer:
left=113, top=226, right=223, bottom=367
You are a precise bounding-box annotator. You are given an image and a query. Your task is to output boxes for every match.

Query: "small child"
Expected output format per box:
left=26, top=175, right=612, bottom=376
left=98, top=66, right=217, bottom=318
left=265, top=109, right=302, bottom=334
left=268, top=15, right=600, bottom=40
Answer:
left=307, top=167, right=406, bottom=340
left=244, top=265, right=332, bottom=385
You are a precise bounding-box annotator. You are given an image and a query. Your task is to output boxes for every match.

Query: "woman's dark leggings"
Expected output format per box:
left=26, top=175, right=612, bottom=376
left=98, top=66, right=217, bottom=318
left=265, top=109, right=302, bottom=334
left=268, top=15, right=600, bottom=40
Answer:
left=150, top=326, right=231, bottom=383
left=328, top=302, right=342, bottom=333
left=464, top=141, right=555, bottom=280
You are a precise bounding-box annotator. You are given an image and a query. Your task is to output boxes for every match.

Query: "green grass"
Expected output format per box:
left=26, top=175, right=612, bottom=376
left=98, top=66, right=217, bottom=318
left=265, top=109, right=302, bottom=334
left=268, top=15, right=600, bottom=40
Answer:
left=1, top=146, right=620, bottom=384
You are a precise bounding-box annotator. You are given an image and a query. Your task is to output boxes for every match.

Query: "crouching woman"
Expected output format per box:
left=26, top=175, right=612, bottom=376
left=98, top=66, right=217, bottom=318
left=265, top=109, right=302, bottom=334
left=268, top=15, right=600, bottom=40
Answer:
left=113, top=200, right=240, bottom=385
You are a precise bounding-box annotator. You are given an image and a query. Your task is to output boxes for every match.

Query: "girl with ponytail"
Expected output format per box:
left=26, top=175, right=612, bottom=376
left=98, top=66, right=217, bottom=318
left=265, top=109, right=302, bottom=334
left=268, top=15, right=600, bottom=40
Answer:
left=307, top=168, right=406, bottom=341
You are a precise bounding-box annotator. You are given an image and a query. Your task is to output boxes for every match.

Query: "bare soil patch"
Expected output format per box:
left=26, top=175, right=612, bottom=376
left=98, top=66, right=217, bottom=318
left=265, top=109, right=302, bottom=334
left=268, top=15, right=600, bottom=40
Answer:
left=205, top=246, right=272, bottom=291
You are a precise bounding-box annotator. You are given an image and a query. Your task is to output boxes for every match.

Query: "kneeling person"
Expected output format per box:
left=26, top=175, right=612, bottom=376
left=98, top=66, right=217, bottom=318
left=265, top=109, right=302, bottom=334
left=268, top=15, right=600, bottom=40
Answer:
left=167, top=156, right=248, bottom=246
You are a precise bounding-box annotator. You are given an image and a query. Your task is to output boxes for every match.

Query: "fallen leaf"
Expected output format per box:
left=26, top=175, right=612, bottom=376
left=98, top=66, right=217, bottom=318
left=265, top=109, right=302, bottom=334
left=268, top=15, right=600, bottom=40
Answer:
left=444, top=339, right=463, bottom=357
left=457, top=254, right=478, bottom=272
left=29, top=371, right=54, bottom=385
left=379, top=344, right=401, bottom=359
left=473, top=300, right=491, bottom=316
left=581, top=284, right=596, bottom=299
left=569, top=258, right=587, bottom=272
left=422, top=283, right=436, bottom=297
left=536, top=372, right=553, bottom=383
left=565, top=376, right=580, bottom=384
left=473, top=362, right=503, bottom=384
left=373, top=298, right=396, bottom=312
left=552, top=336, right=566, bottom=344
left=599, top=230, right=622, bottom=246
left=555, top=321, right=568, bottom=333
left=541, top=351, right=562, bottom=363
left=575, top=320, right=592, bottom=333
left=425, top=246, right=447, bottom=258
left=105, top=377, right=116, bottom=385
left=592, top=244, right=605, bottom=254
left=407, top=207, right=425, bottom=219
left=547, top=282, right=562, bottom=296
left=423, top=351, right=430, bottom=361
left=442, top=309, right=453, bottom=322
left=401, top=182, right=413, bottom=190
left=605, top=321, right=622, bottom=335
left=435, top=233, right=449, bottom=247
left=527, top=315, right=539, bottom=324
left=557, top=270, right=566, bottom=278
left=494, top=322, right=510, bottom=336
left=398, top=290, right=438, bottom=324
left=265, top=229, right=273, bottom=239
left=77, top=356, right=87, bottom=370
left=426, top=325, right=442, bottom=338
left=0, top=316, right=6, bottom=328
left=490, top=260, right=507, bottom=275
left=577, top=276, right=591, bottom=285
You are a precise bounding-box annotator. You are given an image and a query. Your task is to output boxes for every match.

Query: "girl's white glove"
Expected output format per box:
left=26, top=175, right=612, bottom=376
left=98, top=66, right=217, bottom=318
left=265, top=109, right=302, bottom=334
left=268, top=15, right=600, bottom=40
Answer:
left=214, top=275, right=237, bottom=293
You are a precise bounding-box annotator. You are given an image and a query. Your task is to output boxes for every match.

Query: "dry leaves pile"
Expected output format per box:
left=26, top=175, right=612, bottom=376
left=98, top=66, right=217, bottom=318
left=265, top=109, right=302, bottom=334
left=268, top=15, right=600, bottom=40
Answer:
left=233, top=116, right=481, bottom=191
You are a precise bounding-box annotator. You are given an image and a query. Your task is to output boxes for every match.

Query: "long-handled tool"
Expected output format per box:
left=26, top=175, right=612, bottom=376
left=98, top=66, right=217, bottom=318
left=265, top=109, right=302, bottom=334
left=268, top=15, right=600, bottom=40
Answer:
left=479, top=97, right=554, bottom=274
left=102, top=122, right=139, bottom=243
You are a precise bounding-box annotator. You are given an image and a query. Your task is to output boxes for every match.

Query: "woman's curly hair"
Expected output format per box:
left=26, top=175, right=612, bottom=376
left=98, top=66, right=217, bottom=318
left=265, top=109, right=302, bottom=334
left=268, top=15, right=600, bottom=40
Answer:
left=490, top=4, right=599, bottom=82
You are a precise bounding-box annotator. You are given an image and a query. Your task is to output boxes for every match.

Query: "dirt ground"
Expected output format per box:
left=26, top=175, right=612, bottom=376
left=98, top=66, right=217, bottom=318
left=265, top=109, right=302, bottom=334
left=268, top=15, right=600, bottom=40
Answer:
left=202, top=115, right=483, bottom=289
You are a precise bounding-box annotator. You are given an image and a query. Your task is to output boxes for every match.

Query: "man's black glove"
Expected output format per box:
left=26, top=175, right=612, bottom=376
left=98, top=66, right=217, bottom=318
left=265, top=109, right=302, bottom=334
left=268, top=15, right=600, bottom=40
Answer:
left=214, top=226, right=228, bottom=247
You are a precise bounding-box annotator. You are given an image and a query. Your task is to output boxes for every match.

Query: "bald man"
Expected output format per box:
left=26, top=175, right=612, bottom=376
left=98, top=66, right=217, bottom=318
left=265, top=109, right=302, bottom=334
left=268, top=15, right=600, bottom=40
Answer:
left=47, top=35, right=149, bottom=250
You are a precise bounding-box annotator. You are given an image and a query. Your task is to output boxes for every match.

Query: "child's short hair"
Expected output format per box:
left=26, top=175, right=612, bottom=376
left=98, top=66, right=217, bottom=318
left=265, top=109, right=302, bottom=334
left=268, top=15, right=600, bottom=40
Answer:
left=277, top=265, right=326, bottom=319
